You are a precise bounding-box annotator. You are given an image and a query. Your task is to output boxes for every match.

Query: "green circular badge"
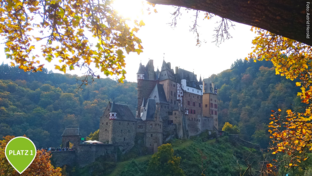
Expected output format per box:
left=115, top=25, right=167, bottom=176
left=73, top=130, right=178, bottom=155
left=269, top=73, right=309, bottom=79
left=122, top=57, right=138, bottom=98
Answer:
left=5, top=136, right=37, bottom=174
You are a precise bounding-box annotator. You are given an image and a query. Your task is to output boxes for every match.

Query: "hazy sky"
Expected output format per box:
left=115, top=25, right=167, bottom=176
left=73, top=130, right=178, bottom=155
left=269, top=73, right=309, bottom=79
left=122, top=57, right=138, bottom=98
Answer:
left=0, top=0, right=257, bottom=83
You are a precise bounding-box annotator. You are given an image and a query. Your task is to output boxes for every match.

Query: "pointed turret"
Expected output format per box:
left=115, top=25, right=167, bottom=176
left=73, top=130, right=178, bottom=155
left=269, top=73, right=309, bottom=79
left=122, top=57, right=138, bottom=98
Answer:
left=137, top=63, right=145, bottom=80
left=161, top=60, right=167, bottom=71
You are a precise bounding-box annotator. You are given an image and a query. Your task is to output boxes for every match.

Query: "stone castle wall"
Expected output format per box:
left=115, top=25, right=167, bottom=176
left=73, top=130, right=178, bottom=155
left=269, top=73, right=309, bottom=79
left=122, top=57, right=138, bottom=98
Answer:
left=159, top=80, right=177, bottom=109
left=183, top=91, right=202, bottom=118
left=144, top=119, right=163, bottom=151
left=51, top=151, right=76, bottom=167
left=99, top=106, right=111, bottom=143
left=51, top=144, right=117, bottom=168
left=76, top=144, right=116, bottom=167
left=111, top=120, right=136, bottom=147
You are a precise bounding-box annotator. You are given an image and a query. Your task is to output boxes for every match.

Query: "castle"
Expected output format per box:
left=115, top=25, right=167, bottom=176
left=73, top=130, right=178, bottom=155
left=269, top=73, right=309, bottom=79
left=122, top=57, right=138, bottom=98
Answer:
left=53, top=60, right=219, bottom=167
left=98, top=60, right=218, bottom=152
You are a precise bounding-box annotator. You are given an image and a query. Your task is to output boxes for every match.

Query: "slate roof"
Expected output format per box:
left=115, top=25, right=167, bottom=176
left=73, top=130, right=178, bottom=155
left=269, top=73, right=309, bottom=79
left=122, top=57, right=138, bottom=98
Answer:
left=145, top=99, right=156, bottom=121
left=110, top=102, right=136, bottom=121
left=176, top=68, right=201, bottom=89
left=138, top=80, right=158, bottom=102
left=62, top=128, right=80, bottom=136
left=137, top=63, right=147, bottom=75
left=159, top=61, right=175, bottom=81
left=156, top=84, right=168, bottom=103
left=149, top=84, right=168, bottom=104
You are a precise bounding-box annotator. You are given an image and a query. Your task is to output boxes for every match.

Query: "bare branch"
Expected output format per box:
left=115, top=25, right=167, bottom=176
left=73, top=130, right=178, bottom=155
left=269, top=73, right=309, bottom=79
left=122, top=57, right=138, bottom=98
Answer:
left=213, top=18, right=235, bottom=46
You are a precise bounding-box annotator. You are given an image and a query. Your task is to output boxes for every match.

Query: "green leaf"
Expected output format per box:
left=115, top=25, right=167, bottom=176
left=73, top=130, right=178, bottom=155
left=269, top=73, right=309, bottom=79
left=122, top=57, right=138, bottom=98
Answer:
left=69, top=65, right=74, bottom=70
left=46, top=55, right=53, bottom=62
left=58, top=8, right=65, bottom=18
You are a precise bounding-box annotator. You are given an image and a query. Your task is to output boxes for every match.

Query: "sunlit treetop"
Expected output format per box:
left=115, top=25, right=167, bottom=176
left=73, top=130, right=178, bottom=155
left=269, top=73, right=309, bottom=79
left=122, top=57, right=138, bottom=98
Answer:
left=0, top=0, right=146, bottom=83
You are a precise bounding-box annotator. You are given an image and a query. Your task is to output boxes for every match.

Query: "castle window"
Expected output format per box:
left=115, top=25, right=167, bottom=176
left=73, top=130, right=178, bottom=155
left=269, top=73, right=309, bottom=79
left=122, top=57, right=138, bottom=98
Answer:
left=106, top=122, right=108, bottom=125
left=174, top=92, right=176, bottom=97
left=210, top=110, right=213, bottom=115
left=199, top=103, right=201, bottom=107
left=151, top=134, right=153, bottom=137
left=194, top=110, right=196, bottom=114
left=171, top=91, right=173, bottom=95
left=124, top=137, right=126, bottom=141
left=102, top=123, right=103, bottom=125
left=205, top=104, right=207, bottom=108
left=174, top=112, right=176, bottom=115
left=215, top=111, right=217, bottom=115
left=188, top=101, right=190, bottom=105
left=154, top=95, right=156, bottom=98
left=193, top=102, right=195, bottom=106
left=112, top=114, right=114, bottom=116
left=150, top=124, right=152, bottom=128
left=210, top=103, right=213, bottom=107
left=173, top=84, right=175, bottom=87
left=138, top=125, right=143, bottom=129
left=171, top=99, right=173, bottom=104
left=214, top=104, right=217, bottom=108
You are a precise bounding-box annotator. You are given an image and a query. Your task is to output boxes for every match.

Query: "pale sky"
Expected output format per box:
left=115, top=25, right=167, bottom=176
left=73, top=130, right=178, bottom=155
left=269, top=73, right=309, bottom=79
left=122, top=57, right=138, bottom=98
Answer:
left=0, top=0, right=257, bottom=83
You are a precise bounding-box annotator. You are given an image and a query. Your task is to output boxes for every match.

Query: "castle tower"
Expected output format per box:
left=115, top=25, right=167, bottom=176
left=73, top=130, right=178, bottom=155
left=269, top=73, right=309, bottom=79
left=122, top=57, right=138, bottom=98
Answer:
left=136, top=60, right=158, bottom=118
left=61, top=128, right=80, bottom=150
left=202, top=78, right=218, bottom=129
left=146, top=60, right=155, bottom=80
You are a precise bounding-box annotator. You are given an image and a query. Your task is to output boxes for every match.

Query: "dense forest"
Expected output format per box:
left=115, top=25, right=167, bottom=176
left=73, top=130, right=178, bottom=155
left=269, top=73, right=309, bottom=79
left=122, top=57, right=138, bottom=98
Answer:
left=0, top=64, right=137, bottom=148
left=212, top=59, right=302, bottom=148
left=0, top=59, right=302, bottom=149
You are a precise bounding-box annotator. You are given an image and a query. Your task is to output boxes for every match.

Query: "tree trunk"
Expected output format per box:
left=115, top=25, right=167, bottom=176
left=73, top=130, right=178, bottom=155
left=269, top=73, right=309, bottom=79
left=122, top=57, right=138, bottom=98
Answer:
left=148, top=0, right=310, bottom=45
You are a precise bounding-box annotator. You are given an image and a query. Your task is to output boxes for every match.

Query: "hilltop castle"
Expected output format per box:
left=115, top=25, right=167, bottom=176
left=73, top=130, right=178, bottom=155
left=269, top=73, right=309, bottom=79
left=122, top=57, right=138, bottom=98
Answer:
left=53, top=60, right=219, bottom=167
left=98, top=60, right=218, bottom=152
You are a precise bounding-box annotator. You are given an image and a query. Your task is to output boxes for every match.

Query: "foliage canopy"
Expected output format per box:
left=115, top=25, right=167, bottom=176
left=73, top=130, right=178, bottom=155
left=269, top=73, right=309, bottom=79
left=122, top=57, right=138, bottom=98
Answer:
left=146, top=143, right=185, bottom=176
left=0, top=0, right=145, bottom=82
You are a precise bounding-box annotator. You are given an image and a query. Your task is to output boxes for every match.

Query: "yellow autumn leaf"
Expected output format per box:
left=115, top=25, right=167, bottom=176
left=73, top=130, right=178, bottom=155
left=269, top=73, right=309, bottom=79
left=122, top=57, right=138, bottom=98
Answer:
left=55, top=65, right=61, bottom=70
left=296, top=82, right=301, bottom=86
left=139, top=20, right=145, bottom=26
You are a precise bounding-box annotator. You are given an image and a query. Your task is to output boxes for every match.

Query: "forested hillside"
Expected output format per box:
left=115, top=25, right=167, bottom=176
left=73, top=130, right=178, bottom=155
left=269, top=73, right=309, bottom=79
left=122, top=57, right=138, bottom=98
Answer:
left=0, top=59, right=302, bottom=149
left=212, top=59, right=302, bottom=148
left=0, top=64, right=137, bottom=148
